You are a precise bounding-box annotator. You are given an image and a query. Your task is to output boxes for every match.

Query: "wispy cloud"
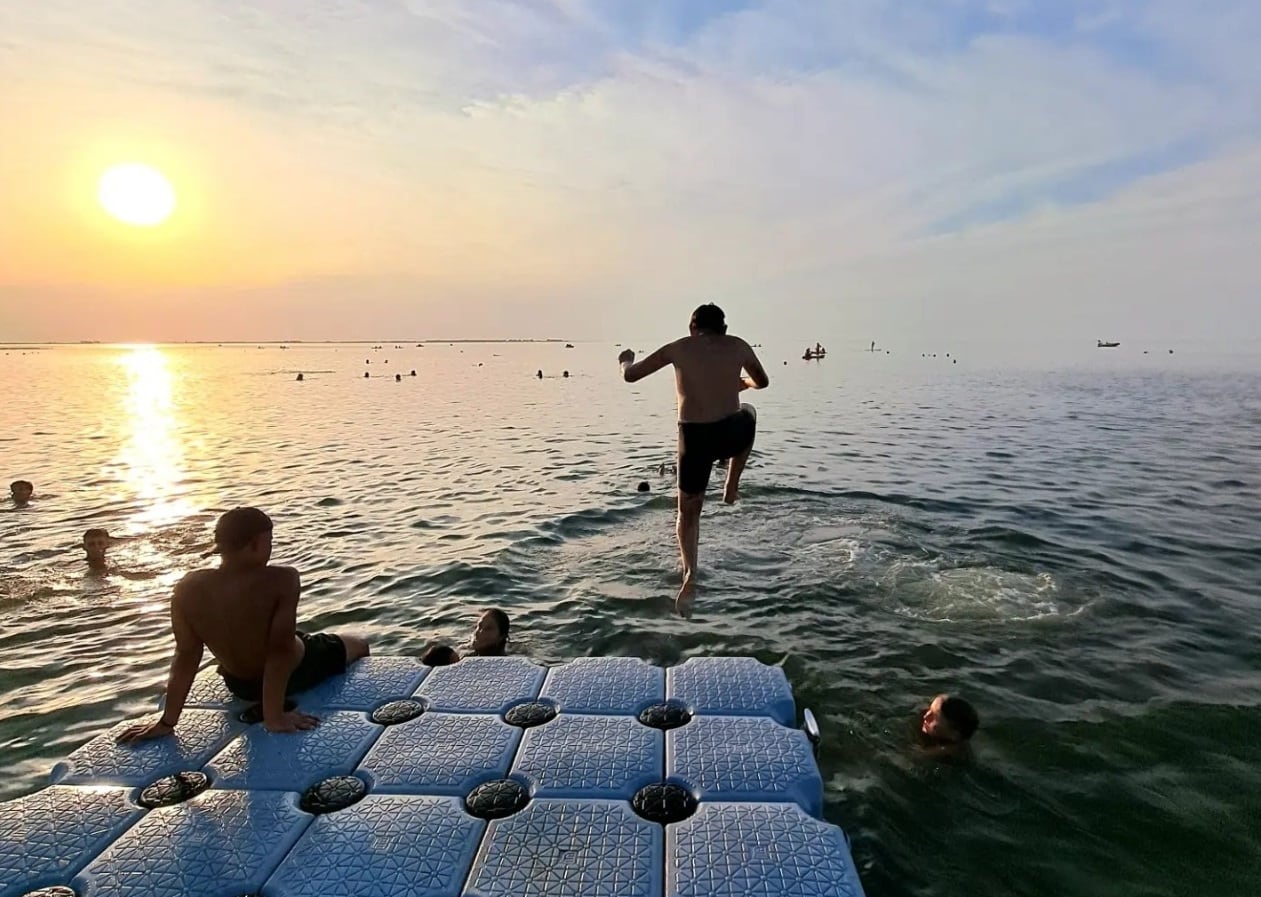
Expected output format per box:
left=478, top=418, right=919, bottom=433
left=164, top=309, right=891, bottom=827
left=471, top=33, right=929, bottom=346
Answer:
left=0, top=0, right=1257, bottom=341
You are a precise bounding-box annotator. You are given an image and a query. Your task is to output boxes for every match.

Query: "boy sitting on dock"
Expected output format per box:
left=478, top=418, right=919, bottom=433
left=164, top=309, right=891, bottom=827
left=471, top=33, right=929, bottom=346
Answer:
left=117, top=507, right=369, bottom=741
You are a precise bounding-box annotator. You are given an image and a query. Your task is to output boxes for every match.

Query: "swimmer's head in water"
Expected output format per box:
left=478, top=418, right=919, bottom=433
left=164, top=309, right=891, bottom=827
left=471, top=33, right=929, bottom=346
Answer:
left=213, top=507, right=274, bottom=562
left=472, top=608, right=510, bottom=655
left=10, top=480, right=33, bottom=504
left=921, top=694, right=979, bottom=744
left=421, top=643, right=460, bottom=666
left=83, top=528, right=110, bottom=564
left=689, top=303, right=727, bottom=336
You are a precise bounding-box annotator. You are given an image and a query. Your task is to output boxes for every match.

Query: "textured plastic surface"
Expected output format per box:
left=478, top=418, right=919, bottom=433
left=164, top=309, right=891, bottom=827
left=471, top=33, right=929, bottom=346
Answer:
left=0, top=786, right=141, bottom=897
left=9, top=656, right=864, bottom=897
left=298, top=656, right=428, bottom=712
left=50, top=711, right=244, bottom=787
left=512, top=714, right=662, bottom=799
left=541, top=657, right=666, bottom=714
left=668, top=802, right=865, bottom=897
left=358, top=713, right=521, bottom=795
left=73, top=790, right=310, bottom=897
left=466, top=799, right=662, bottom=897
left=669, top=716, right=823, bottom=816
left=179, top=667, right=239, bottom=710
left=205, top=711, right=382, bottom=792
left=266, top=795, right=483, bottom=897
left=416, top=656, right=546, bottom=713
left=667, top=657, right=796, bottom=725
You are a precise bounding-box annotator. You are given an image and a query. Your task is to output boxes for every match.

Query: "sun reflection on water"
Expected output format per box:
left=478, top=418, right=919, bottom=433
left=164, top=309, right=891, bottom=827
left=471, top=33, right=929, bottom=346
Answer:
left=117, top=346, right=194, bottom=526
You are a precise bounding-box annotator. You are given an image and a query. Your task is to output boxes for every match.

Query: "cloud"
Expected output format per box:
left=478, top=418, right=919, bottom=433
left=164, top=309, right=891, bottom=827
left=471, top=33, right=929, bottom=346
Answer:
left=0, top=0, right=1258, bottom=341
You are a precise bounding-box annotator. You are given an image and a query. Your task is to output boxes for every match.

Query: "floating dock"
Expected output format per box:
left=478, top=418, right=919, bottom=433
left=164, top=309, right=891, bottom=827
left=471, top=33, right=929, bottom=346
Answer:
left=1, top=656, right=865, bottom=896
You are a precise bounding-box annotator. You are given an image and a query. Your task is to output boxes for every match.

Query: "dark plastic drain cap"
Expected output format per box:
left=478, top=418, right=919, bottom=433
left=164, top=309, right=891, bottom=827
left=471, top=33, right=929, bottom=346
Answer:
left=21, top=888, right=76, bottom=897
left=632, top=782, right=698, bottom=824
left=300, top=775, right=367, bottom=815
left=637, top=700, right=693, bottom=730
left=465, top=778, right=530, bottom=820
left=503, top=700, right=558, bottom=728
left=138, top=770, right=210, bottom=809
left=371, top=699, right=427, bottom=725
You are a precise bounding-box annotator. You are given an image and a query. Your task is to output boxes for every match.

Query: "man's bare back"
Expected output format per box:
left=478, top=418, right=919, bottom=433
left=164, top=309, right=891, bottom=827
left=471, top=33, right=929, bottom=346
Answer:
left=175, top=565, right=302, bottom=681
left=618, top=304, right=769, bottom=614
left=117, top=507, right=368, bottom=741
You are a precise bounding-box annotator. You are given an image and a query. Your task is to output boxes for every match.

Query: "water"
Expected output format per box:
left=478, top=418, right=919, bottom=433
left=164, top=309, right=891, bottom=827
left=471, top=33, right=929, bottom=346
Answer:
left=2, top=341, right=1260, bottom=897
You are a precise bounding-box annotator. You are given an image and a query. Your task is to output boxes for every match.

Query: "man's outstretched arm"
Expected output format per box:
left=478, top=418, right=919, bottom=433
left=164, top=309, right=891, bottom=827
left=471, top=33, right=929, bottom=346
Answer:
left=116, top=580, right=204, bottom=742
left=742, top=341, right=770, bottom=389
left=619, top=343, right=673, bottom=383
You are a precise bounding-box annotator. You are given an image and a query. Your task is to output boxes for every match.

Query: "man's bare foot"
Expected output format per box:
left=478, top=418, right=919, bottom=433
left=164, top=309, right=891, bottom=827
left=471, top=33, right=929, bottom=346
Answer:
left=675, top=570, right=697, bottom=618
left=722, top=481, right=739, bottom=504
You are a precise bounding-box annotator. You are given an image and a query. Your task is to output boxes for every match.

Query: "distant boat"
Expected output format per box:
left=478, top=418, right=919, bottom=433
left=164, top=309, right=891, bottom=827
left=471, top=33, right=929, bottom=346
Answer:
left=565, top=343, right=575, bottom=348
left=1097, top=340, right=1120, bottom=348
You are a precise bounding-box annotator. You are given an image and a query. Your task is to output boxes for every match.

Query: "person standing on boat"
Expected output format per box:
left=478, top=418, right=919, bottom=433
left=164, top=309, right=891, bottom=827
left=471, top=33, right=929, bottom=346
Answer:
left=618, top=304, right=770, bottom=615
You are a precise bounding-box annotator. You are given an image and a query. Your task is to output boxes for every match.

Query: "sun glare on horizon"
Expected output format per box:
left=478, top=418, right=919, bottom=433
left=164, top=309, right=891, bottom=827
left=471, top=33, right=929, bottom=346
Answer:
left=97, top=163, right=176, bottom=227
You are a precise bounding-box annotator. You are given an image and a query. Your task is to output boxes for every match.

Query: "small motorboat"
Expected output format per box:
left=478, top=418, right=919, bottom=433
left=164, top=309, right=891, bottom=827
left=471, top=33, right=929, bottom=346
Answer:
left=1097, top=340, right=1120, bottom=348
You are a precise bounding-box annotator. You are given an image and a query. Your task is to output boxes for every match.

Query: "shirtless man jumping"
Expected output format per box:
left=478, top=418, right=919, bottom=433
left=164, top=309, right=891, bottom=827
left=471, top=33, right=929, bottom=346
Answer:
left=117, top=507, right=369, bottom=740
left=619, top=304, right=769, bottom=614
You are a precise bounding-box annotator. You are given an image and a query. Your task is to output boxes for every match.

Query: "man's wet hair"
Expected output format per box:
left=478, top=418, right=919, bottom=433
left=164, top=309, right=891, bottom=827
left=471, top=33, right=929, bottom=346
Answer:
left=941, top=696, right=980, bottom=741
left=213, top=507, right=273, bottom=553
left=690, top=303, right=727, bottom=335
left=83, top=528, right=109, bottom=542
left=421, top=643, right=459, bottom=666
left=10, top=480, right=32, bottom=492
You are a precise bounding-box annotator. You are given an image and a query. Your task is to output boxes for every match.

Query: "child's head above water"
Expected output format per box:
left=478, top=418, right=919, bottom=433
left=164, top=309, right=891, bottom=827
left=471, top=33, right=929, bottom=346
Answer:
left=921, top=694, right=980, bottom=745
left=10, top=480, right=33, bottom=505
left=421, top=643, right=460, bottom=666
left=83, top=528, right=110, bottom=567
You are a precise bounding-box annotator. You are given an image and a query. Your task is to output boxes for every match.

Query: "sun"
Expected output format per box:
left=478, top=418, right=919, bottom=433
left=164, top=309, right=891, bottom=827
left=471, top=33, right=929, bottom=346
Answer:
left=97, top=163, right=177, bottom=227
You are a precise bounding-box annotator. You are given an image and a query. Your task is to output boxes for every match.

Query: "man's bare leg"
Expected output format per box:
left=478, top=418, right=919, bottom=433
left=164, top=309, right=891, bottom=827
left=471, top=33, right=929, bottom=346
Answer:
left=723, top=404, right=757, bottom=504
left=676, top=491, right=704, bottom=616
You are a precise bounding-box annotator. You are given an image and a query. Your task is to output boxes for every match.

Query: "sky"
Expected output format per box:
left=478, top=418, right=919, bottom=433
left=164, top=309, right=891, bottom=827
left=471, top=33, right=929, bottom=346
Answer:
left=0, top=0, right=1258, bottom=344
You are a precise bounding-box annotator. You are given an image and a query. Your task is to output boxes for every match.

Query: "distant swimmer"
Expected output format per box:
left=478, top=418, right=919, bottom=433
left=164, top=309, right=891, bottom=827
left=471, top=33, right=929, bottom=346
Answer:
left=116, top=507, right=370, bottom=741
left=618, top=303, right=769, bottom=614
left=9, top=480, right=33, bottom=507
left=918, top=694, right=979, bottom=756
left=563, top=370, right=569, bottom=378
left=83, top=528, right=111, bottom=573
left=537, top=370, right=543, bottom=379
left=871, top=341, right=876, bottom=352
left=364, top=372, right=369, bottom=378
left=637, top=481, right=650, bottom=493
left=296, top=373, right=304, bottom=382
left=410, top=370, right=416, bottom=376
left=395, top=373, right=402, bottom=382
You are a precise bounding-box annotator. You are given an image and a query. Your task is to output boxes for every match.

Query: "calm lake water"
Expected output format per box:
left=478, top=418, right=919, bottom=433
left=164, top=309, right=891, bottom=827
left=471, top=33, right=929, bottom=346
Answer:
left=2, top=340, right=1260, bottom=897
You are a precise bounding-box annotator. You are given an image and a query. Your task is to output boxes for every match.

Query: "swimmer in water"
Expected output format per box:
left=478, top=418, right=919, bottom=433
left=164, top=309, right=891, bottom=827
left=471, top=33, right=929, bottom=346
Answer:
left=421, top=643, right=460, bottom=666
left=83, top=528, right=111, bottom=573
left=469, top=608, right=510, bottom=656
left=618, top=303, right=769, bottom=614
left=918, top=694, right=979, bottom=756
left=10, top=480, right=33, bottom=507
left=116, top=507, right=370, bottom=741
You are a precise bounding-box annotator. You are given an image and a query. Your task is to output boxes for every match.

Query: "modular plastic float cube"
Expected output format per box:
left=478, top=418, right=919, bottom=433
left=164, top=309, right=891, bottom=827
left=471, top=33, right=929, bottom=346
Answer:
left=1, top=656, right=864, bottom=897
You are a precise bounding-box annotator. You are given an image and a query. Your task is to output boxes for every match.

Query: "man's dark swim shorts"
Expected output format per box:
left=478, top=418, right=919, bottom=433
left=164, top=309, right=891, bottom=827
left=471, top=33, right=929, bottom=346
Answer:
left=677, top=406, right=757, bottom=495
left=219, top=631, right=348, bottom=701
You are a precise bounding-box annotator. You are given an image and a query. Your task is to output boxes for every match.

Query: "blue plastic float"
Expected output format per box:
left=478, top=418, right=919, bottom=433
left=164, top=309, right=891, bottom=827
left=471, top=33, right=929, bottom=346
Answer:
left=1, top=656, right=866, bottom=897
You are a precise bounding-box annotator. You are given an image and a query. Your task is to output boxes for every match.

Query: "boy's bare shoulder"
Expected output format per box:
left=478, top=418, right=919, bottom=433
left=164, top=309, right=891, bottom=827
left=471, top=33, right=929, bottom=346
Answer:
left=173, top=567, right=216, bottom=596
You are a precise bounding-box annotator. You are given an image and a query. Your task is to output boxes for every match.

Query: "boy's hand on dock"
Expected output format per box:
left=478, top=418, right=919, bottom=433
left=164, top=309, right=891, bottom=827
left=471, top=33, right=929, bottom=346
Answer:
left=264, top=709, right=320, bottom=734
left=116, top=718, right=175, bottom=744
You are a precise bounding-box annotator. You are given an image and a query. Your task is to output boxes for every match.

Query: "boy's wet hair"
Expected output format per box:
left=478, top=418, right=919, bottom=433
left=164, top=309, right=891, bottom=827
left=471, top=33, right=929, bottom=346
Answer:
left=421, top=643, right=459, bottom=667
left=690, top=303, right=727, bottom=335
left=213, top=507, right=273, bottom=553
left=83, top=528, right=109, bottom=542
left=941, top=696, right=980, bottom=740
left=10, top=480, right=32, bottom=491
left=486, top=608, right=510, bottom=650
